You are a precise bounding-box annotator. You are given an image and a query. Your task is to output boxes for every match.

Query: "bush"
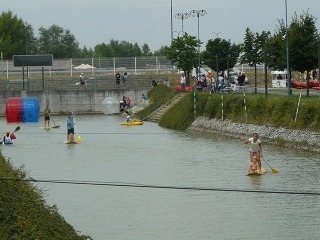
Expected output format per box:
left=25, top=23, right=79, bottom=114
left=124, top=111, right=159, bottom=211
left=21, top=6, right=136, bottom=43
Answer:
left=138, top=86, right=320, bottom=132
left=0, top=155, right=91, bottom=239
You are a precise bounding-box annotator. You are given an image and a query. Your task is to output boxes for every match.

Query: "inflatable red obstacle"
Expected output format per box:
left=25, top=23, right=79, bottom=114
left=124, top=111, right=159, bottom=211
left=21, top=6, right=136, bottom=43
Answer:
left=6, top=97, right=40, bottom=123
left=173, top=85, right=193, bottom=92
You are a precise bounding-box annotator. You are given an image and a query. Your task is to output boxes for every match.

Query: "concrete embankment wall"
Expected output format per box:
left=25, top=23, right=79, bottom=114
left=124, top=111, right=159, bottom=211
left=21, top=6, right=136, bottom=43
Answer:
left=0, top=89, right=147, bottom=116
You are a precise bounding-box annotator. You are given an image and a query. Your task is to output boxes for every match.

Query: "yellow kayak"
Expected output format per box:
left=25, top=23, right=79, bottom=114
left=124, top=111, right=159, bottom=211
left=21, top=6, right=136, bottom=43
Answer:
left=121, top=121, right=144, bottom=126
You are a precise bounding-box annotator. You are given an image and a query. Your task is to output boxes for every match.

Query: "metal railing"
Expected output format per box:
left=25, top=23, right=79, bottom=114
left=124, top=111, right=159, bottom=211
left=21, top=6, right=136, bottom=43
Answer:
left=0, top=76, right=169, bottom=91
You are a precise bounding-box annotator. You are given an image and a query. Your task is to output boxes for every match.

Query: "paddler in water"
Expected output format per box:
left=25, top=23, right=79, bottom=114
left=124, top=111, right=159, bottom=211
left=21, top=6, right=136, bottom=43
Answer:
left=126, top=115, right=133, bottom=122
left=2, top=131, right=16, bottom=145
left=244, top=132, right=262, bottom=171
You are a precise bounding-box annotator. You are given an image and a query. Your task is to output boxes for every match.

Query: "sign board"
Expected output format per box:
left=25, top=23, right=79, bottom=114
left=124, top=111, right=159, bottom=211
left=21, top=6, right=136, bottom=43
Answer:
left=13, top=55, right=53, bottom=67
left=271, top=70, right=287, bottom=88
left=272, top=80, right=287, bottom=88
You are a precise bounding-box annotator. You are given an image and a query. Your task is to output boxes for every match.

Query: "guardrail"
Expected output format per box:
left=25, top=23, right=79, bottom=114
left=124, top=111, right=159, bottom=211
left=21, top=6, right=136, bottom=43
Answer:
left=0, top=76, right=169, bottom=91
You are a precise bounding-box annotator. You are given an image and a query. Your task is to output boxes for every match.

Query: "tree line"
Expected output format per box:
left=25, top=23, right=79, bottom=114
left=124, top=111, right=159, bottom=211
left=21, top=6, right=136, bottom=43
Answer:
left=166, top=11, right=320, bottom=85
left=0, top=10, right=159, bottom=60
left=1, top=10, right=319, bottom=79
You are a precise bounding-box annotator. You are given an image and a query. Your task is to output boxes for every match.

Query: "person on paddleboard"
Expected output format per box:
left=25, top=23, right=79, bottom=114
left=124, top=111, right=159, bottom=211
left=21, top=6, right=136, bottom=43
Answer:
left=244, top=132, right=262, bottom=170
left=2, top=131, right=16, bottom=145
left=67, top=112, right=75, bottom=141
left=248, top=154, right=261, bottom=174
left=44, top=105, right=51, bottom=128
left=67, top=132, right=75, bottom=143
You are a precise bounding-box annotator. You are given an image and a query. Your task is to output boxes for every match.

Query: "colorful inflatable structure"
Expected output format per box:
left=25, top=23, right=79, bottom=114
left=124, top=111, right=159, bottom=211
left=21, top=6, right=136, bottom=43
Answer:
left=6, top=97, right=40, bottom=123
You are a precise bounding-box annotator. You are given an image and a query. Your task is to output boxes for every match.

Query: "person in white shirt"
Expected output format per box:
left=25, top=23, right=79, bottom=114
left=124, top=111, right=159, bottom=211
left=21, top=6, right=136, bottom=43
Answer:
left=180, top=73, right=186, bottom=92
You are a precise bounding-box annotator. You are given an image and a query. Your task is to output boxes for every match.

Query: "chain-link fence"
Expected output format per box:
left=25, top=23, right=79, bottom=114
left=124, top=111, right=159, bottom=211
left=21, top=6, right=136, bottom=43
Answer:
left=0, top=56, right=176, bottom=79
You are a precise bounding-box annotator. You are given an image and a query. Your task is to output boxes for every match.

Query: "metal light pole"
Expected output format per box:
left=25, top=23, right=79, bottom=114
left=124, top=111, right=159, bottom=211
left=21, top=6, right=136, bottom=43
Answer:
left=175, top=13, right=190, bottom=33
left=25, top=21, right=28, bottom=55
left=170, top=0, right=173, bottom=44
left=190, top=10, right=207, bottom=82
left=211, top=31, right=224, bottom=39
left=210, top=32, right=224, bottom=90
left=172, top=31, right=184, bottom=38
left=285, top=0, right=292, bottom=96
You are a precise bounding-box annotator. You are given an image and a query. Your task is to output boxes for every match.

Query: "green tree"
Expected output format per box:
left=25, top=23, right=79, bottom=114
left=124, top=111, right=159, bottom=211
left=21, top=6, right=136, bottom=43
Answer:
left=94, top=42, right=115, bottom=57
left=165, top=33, right=198, bottom=84
left=203, top=38, right=241, bottom=74
left=106, top=39, right=142, bottom=57
left=289, top=12, right=320, bottom=73
left=38, top=24, right=80, bottom=58
left=267, top=11, right=320, bottom=75
left=154, top=46, right=169, bottom=56
left=79, top=46, right=93, bottom=58
left=0, top=11, right=35, bottom=59
left=240, top=28, right=270, bottom=93
left=142, top=43, right=152, bottom=56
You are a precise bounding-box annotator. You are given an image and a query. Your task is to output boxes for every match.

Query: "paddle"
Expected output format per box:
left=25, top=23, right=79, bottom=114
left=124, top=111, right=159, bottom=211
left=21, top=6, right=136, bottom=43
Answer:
left=72, top=113, right=82, bottom=143
left=0, top=126, right=20, bottom=144
left=261, top=157, right=279, bottom=174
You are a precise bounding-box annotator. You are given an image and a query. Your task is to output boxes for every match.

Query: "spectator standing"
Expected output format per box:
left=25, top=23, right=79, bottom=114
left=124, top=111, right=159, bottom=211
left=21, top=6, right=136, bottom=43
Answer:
left=277, top=74, right=283, bottom=80
left=180, top=73, right=186, bottom=92
left=79, top=73, right=85, bottom=85
left=312, top=68, right=317, bottom=80
left=115, top=71, right=121, bottom=85
left=122, top=72, right=128, bottom=85
left=237, top=72, right=245, bottom=86
left=141, top=93, right=148, bottom=105
left=126, top=97, right=131, bottom=109
left=151, top=80, right=158, bottom=87
left=122, top=96, right=127, bottom=108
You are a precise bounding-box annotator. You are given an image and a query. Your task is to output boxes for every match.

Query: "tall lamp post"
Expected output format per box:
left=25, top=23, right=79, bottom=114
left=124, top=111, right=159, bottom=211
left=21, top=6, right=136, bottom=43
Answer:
left=172, top=31, right=184, bottom=38
left=25, top=21, right=28, bottom=55
left=211, top=32, right=224, bottom=88
left=190, top=10, right=207, bottom=81
left=175, top=13, right=190, bottom=33
left=211, top=31, right=224, bottom=38
left=285, top=0, right=292, bottom=96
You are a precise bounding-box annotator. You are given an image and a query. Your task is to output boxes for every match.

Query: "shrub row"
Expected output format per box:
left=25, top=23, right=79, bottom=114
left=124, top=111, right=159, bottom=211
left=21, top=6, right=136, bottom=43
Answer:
left=0, top=155, right=91, bottom=239
left=141, top=86, right=320, bottom=131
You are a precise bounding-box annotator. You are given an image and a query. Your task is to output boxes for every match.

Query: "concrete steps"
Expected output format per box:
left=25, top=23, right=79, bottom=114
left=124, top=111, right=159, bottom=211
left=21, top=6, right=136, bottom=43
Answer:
left=145, top=94, right=184, bottom=122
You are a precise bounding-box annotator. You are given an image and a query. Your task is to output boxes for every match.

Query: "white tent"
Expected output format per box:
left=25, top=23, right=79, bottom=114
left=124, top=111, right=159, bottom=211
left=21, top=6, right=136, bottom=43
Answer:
left=74, top=64, right=96, bottom=69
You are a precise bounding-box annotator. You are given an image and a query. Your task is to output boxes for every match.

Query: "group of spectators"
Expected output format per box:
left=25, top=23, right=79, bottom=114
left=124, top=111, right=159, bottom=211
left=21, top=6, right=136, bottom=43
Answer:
left=185, top=70, right=246, bottom=93
left=120, top=95, right=132, bottom=112
left=115, top=71, right=128, bottom=85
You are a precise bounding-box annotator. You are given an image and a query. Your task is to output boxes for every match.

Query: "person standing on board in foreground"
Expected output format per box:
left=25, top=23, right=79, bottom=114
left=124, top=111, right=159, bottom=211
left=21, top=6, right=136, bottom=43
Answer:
left=44, top=104, right=51, bottom=128
left=244, top=132, right=262, bottom=171
left=66, top=112, right=75, bottom=141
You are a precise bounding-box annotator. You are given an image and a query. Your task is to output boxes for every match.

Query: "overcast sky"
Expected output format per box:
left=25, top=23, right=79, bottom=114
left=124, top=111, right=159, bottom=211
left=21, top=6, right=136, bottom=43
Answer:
left=2, top=0, right=320, bottom=51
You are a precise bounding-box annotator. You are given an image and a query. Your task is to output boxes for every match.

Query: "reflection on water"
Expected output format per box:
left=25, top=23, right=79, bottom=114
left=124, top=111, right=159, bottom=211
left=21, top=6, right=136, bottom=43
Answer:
left=1, top=115, right=320, bottom=240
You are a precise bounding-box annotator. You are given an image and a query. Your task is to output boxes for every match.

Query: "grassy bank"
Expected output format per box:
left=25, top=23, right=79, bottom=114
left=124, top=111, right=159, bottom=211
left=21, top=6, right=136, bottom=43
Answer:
left=0, top=154, right=91, bottom=239
left=138, top=85, right=320, bottom=131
